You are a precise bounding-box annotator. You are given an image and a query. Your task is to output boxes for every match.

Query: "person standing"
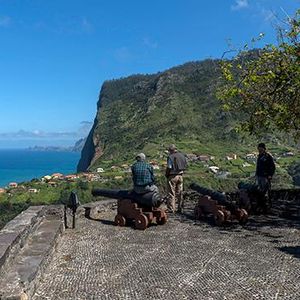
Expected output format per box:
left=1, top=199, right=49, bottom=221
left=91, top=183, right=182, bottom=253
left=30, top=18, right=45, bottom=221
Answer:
left=165, top=144, right=187, bottom=213
left=256, top=143, right=276, bottom=210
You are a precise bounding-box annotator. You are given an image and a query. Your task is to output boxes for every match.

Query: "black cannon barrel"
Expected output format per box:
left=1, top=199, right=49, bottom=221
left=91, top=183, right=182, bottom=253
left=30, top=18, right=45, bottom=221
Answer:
left=190, top=183, right=227, bottom=205
left=92, top=188, right=160, bottom=208
left=92, top=189, right=129, bottom=199
left=238, top=182, right=260, bottom=193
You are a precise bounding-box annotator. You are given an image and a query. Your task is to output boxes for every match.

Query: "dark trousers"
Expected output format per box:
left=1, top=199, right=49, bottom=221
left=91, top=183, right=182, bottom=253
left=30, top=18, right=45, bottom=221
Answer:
left=256, top=176, right=272, bottom=211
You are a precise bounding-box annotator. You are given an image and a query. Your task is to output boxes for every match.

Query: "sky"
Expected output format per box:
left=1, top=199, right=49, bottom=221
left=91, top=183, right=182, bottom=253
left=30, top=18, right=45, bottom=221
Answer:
left=0, top=0, right=299, bottom=147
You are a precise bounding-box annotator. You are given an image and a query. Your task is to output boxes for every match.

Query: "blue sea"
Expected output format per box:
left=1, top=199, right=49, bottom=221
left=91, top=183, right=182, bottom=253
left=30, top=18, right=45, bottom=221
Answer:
left=0, top=150, right=81, bottom=187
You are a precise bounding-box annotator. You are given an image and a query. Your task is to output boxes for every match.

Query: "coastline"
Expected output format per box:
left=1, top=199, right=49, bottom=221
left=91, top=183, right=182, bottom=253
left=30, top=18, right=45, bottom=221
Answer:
left=0, top=149, right=80, bottom=188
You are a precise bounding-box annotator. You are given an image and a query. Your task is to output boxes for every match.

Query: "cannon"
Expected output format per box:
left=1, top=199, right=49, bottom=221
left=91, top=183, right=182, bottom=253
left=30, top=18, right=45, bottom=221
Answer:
left=92, top=189, right=167, bottom=230
left=190, top=183, right=248, bottom=225
left=237, top=181, right=273, bottom=214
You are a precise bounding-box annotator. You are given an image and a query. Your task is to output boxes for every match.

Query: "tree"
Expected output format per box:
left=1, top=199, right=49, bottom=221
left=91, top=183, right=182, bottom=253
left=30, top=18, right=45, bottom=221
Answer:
left=218, top=9, right=300, bottom=139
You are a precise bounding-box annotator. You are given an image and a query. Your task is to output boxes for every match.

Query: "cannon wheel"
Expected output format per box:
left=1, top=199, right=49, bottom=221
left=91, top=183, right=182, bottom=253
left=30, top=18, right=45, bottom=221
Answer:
left=135, top=214, right=148, bottom=230
left=239, top=209, right=248, bottom=225
left=115, top=214, right=126, bottom=227
left=156, top=212, right=168, bottom=225
left=223, top=210, right=231, bottom=222
left=194, top=205, right=203, bottom=220
left=214, top=210, right=225, bottom=226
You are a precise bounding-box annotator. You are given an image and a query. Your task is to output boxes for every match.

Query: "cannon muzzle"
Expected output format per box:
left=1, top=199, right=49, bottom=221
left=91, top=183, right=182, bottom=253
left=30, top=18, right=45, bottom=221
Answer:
left=92, top=189, right=130, bottom=199
left=190, top=183, right=228, bottom=205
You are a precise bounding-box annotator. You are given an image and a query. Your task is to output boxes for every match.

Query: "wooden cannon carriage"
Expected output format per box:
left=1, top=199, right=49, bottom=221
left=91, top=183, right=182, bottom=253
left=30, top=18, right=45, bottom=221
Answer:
left=194, top=195, right=248, bottom=226
left=115, top=199, right=167, bottom=230
left=190, top=183, right=248, bottom=226
left=92, top=189, right=168, bottom=230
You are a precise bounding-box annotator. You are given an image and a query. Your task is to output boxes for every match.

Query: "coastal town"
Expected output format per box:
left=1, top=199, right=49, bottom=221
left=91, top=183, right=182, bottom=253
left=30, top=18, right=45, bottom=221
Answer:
left=0, top=149, right=296, bottom=196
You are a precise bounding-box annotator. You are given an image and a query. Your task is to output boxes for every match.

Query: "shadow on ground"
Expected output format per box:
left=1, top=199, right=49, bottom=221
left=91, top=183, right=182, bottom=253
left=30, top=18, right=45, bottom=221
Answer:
left=85, top=215, right=115, bottom=226
left=278, top=246, right=300, bottom=259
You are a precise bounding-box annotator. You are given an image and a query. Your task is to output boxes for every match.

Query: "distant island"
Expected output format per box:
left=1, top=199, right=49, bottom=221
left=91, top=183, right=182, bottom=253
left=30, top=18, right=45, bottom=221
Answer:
left=28, top=137, right=86, bottom=153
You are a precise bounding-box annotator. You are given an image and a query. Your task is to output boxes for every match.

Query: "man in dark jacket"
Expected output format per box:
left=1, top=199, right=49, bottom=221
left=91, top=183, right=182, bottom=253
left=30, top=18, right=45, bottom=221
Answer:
left=165, top=144, right=188, bottom=213
left=255, top=143, right=275, bottom=210
left=256, top=143, right=275, bottom=191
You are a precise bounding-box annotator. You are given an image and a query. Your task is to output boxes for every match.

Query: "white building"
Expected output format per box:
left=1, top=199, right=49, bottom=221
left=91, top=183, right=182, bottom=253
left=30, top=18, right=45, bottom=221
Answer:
left=209, top=166, right=220, bottom=174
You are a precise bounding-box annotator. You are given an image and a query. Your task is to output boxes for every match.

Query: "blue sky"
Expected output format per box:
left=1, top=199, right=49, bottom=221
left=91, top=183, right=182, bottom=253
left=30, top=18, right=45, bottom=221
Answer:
left=0, top=0, right=299, bottom=147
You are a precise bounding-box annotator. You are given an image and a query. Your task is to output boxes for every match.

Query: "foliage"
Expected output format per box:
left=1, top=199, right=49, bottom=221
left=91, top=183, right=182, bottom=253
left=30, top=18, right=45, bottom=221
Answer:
left=288, top=161, right=300, bottom=186
left=0, top=198, right=31, bottom=229
left=218, top=9, right=300, bottom=139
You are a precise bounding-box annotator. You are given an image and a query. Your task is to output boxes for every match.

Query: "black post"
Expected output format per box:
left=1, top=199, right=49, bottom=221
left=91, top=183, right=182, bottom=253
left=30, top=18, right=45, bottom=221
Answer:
left=68, top=191, right=80, bottom=229
left=64, top=205, right=68, bottom=229
left=72, top=210, right=76, bottom=229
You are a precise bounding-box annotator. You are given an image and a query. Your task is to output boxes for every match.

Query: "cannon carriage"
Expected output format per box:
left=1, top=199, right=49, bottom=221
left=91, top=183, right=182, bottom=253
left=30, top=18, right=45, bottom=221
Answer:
left=92, top=188, right=167, bottom=230
left=238, top=184, right=300, bottom=217
left=115, top=199, right=167, bottom=230
left=190, top=183, right=248, bottom=226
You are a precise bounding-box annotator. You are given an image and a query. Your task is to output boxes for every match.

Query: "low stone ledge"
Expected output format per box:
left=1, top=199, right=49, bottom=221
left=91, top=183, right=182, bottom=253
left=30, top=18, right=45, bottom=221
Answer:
left=0, top=206, right=45, bottom=274
left=80, top=199, right=117, bottom=220
left=0, top=206, right=64, bottom=300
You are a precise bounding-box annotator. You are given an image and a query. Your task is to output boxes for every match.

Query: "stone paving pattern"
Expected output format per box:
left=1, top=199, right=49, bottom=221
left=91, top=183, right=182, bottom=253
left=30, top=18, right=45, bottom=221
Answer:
left=33, top=203, right=300, bottom=300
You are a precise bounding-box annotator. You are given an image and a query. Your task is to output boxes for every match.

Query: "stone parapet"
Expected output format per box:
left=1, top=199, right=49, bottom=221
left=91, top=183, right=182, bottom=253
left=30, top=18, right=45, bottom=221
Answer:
left=0, top=205, right=64, bottom=300
left=0, top=206, right=45, bottom=275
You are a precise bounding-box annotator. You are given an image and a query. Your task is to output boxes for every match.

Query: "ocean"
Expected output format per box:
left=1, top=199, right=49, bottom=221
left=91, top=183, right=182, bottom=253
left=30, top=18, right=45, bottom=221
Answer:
left=0, top=149, right=81, bottom=187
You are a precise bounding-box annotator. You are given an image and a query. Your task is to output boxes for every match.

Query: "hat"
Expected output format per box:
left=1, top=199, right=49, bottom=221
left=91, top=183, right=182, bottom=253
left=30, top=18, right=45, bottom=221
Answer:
left=136, top=153, right=146, bottom=160
left=168, top=144, right=177, bottom=151
left=257, top=143, right=266, bottom=150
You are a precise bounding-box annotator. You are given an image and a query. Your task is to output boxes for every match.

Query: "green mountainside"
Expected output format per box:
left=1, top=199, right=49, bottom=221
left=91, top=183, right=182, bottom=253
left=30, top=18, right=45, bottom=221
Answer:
left=78, top=60, right=245, bottom=170
left=77, top=59, right=299, bottom=190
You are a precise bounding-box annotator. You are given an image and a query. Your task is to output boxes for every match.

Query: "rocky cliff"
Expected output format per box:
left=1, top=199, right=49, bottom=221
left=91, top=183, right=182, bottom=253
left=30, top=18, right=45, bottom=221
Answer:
left=77, top=59, right=240, bottom=172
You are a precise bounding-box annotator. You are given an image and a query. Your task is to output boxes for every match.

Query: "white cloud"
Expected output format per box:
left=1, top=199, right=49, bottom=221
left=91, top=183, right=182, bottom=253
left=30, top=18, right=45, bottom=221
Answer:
left=0, top=122, right=92, bottom=140
left=50, top=16, right=94, bottom=35
left=78, top=121, right=93, bottom=135
left=0, top=16, right=11, bottom=27
left=81, top=17, right=93, bottom=33
left=143, top=37, right=158, bottom=49
left=114, top=47, right=133, bottom=63
left=33, top=130, right=42, bottom=135
left=231, top=0, right=249, bottom=11
left=261, top=8, right=276, bottom=22
left=0, top=130, right=76, bottom=139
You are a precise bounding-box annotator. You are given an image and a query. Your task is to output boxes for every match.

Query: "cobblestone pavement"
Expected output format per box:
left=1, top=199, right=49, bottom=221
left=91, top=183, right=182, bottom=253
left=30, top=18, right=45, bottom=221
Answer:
left=33, top=206, right=300, bottom=300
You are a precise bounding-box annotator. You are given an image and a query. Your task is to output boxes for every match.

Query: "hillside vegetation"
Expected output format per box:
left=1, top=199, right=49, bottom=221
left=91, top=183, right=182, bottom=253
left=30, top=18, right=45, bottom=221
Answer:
left=77, top=59, right=299, bottom=189
left=78, top=60, right=245, bottom=170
